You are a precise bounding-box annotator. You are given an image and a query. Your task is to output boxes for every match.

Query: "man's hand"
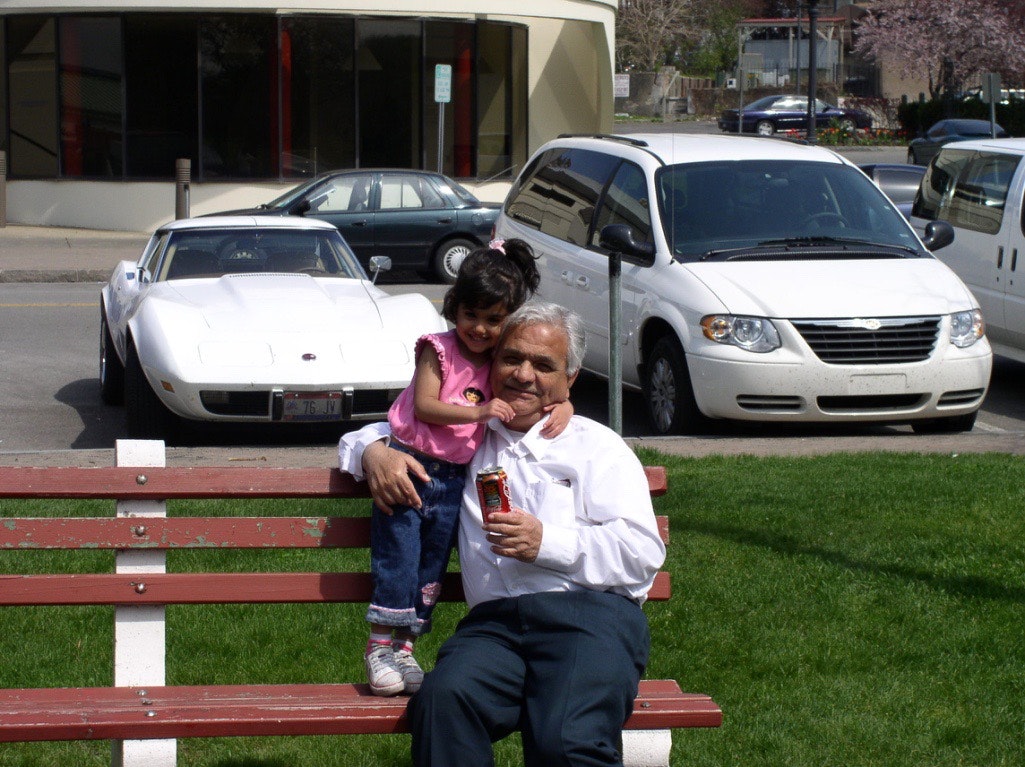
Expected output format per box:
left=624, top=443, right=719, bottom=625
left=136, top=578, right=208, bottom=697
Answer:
left=363, top=441, right=429, bottom=514
left=484, top=508, right=542, bottom=562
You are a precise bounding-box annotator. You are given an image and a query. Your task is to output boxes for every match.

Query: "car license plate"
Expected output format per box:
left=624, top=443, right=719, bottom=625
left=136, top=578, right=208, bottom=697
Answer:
left=282, top=391, right=343, bottom=421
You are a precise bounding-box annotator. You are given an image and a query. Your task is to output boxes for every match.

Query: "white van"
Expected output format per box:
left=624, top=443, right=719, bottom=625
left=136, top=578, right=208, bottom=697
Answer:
left=911, top=137, right=1025, bottom=364
left=495, top=133, right=992, bottom=434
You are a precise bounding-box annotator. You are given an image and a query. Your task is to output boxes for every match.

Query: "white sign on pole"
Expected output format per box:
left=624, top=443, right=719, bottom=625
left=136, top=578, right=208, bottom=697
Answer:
left=614, top=74, right=630, bottom=99
left=435, top=64, right=452, bottom=103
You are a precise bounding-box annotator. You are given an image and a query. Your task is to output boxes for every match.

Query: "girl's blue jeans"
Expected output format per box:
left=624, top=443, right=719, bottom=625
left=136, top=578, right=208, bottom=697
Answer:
left=367, top=443, right=465, bottom=636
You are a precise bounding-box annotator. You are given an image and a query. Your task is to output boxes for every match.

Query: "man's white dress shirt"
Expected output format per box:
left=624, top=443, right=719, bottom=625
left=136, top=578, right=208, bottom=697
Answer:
left=338, top=415, right=666, bottom=608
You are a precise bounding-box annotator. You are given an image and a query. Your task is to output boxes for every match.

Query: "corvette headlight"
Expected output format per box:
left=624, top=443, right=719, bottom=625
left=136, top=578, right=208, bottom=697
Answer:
left=950, top=309, right=985, bottom=348
left=701, top=315, right=781, bottom=353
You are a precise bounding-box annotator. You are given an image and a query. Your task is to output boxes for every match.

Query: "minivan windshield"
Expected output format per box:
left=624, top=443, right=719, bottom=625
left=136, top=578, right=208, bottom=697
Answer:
left=656, top=160, right=922, bottom=261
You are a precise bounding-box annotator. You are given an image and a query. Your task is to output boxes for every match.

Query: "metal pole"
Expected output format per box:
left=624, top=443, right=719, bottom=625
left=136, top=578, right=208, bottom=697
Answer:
left=608, top=252, right=623, bottom=435
left=0, top=150, right=7, bottom=228
left=437, top=103, right=445, bottom=174
left=806, top=0, right=820, bottom=143
left=174, top=158, right=191, bottom=220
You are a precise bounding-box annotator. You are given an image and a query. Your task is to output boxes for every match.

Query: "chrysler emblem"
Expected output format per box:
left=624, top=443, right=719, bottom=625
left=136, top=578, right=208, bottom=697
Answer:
left=852, top=318, right=882, bottom=330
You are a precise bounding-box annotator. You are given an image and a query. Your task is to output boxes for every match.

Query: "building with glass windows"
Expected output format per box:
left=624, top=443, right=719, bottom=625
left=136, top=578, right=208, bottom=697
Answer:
left=0, top=1, right=617, bottom=230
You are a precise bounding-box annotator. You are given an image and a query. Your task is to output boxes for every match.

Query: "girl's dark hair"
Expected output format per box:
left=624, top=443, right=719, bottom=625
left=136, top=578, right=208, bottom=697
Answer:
left=441, top=239, right=540, bottom=322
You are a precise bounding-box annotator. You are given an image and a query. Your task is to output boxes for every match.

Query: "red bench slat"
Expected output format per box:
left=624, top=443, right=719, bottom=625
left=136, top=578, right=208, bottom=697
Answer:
left=0, top=680, right=721, bottom=742
left=0, top=515, right=670, bottom=550
left=0, top=466, right=668, bottom=499
left=0, top=570, right=672, bottom=605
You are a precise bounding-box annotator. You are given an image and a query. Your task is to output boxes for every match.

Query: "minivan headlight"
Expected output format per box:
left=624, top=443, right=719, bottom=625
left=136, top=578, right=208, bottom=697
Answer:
left=701, top=315, right=781, bottom=353
left=950, top=309, right=985, bottom=348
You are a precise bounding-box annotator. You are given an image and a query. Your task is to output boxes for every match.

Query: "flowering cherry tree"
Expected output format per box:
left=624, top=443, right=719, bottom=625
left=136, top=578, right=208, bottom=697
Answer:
left=855, top=0, right=1025, bottom=97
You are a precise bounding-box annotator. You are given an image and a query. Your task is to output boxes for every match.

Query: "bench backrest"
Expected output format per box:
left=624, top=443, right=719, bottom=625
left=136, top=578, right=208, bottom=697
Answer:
left=0, top=464, right=671, bottom=607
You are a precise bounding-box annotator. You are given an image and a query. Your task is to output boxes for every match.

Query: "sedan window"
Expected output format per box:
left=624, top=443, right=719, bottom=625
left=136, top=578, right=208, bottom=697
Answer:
left=380, top=175, right=445, bottom=210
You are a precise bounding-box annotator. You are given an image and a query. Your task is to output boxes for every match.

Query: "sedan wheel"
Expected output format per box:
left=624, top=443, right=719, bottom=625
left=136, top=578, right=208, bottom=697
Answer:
left=907, top=149, right=916, bottom=164
left=756, top=120, right=775, bottom=136
left=99, top=310, right=125, bottom=406
left=125, top=342, right=176, bottom=441
left=839, top=118, right=856, bottom=132
left=433, top=238, right=476, bottom=284
left=643, top=336, right=703, bottom=435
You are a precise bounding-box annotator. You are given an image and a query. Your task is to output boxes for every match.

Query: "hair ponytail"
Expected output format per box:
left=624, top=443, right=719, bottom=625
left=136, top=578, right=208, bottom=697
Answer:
left=441, top=238, right=540, bottom=322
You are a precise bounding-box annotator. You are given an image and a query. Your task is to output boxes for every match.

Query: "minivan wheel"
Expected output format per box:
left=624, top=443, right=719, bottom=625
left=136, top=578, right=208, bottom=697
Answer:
left=99, top=310, right=125, bottom=405
left=911, top=411, right=978, bottom=434
left=433, top=238, right=476, bottom=284
left=756, top=120, right=775, bottom=136
left=643, top=336, right=702, bottom=435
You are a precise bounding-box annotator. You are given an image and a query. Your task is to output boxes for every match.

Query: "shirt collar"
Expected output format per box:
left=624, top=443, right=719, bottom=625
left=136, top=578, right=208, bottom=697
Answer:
left=487, top=416, right=555, bottom=460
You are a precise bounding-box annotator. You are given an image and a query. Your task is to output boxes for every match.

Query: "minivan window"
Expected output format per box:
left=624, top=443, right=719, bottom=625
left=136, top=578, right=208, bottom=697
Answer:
left=657, top=160, right=919, bottom=261
left=504, top=147, right=619, bottom=245
left=912, top=149, right=1021, bottom=235
left=591, top=161, right=652, bottom=247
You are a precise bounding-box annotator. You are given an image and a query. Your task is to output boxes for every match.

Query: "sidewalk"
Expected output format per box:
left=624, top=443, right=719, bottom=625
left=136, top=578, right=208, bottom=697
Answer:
left=0, top=224, right=150, bottom=282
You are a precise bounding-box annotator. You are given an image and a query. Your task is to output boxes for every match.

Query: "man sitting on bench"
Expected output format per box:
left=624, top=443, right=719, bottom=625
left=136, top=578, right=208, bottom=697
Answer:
left=339, top=302, right=666, bottom=767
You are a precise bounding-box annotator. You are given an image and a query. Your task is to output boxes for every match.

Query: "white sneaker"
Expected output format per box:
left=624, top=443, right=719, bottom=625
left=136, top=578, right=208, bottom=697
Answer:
left=365, top=646, right=404, bottom=697
left=393, top=649, right=424, bottom=694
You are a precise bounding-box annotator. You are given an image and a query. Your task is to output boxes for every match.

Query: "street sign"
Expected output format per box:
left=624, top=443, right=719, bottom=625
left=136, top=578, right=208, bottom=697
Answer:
left=614, top=74, right=630, bottom=99
left=982, top=72, right=1001, bottom=104
left=435, top=64, right=452, bottom=103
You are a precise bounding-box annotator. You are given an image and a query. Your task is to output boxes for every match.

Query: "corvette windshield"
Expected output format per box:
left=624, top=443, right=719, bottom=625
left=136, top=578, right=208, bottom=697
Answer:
left=656, top=160, right=922, bottom=262
left=159, top=228, right=363, bottom=280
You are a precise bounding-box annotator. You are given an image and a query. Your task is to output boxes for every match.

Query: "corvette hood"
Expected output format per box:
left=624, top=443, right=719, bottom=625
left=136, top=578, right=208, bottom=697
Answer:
left=168, top=274, right=391, bottom=331
left=684, top=258, right=975, bottom=318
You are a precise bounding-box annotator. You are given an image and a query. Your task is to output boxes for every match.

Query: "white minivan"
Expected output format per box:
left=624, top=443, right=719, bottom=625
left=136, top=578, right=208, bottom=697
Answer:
left=495, top=133, right=992, bottom=434
left=911, top=137, right=1025, bottom=364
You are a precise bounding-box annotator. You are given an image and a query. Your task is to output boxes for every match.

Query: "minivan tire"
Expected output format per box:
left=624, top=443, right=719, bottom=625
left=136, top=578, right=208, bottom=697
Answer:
left=644, top=335, right=703, bottom=435
left=910, top=411, right=977, bottom=434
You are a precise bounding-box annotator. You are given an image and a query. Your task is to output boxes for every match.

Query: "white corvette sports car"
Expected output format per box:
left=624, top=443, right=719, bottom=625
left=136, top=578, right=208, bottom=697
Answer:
left=100, top=216, right=448, bottom=439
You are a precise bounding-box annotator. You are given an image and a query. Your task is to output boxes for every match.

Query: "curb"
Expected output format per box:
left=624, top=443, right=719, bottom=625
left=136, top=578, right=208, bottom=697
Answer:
left=0, top=269, right=110, bottom=283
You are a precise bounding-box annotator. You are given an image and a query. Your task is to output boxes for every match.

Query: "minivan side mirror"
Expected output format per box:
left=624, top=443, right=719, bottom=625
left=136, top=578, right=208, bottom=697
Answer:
left=921, top=220, right=955, bottom=252
left=598, top=224, right=656, bottom=267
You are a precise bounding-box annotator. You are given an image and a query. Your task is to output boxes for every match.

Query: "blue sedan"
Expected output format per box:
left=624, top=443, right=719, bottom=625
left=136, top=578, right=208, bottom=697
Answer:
left=718, top=94, right=872, bottom=136
left=214, top=169, right=500, bottom=283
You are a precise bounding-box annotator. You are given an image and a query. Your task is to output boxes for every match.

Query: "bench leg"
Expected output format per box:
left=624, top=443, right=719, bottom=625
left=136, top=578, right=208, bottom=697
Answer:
left=113, top=739, right=177, bottom=767
left=112, top=440, right=176, bottom=767
left=622, top=729, right=672, bottom=767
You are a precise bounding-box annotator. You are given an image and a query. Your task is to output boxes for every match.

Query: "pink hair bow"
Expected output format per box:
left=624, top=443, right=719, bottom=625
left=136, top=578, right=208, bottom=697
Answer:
left=489, top=238, right=506, bottom=254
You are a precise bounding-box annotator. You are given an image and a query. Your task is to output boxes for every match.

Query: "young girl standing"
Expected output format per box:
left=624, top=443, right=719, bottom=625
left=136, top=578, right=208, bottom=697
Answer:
left=362, top=239, right=572, bottom=696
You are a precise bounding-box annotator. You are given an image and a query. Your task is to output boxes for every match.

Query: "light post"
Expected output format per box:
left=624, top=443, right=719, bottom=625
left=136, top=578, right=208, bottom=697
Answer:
left=805, top=0, right=820, bottom=142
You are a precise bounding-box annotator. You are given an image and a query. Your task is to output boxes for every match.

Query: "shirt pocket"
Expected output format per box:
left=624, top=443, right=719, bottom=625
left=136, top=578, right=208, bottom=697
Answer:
left=524, top=479, right=577, bottom=526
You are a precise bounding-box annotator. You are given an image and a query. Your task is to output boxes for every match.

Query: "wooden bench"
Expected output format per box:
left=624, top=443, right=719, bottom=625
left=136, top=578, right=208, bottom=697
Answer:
left=0, top=439, right=721, bottom=767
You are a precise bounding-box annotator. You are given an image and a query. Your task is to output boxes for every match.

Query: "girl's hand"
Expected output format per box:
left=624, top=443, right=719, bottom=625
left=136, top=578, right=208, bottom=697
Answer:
left=477, top=398, right=517, bottom=423
left=540, top=399, right=574, bottom=438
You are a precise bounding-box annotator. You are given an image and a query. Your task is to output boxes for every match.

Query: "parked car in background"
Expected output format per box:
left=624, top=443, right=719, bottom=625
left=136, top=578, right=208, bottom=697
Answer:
left=717, top=95, right=872, bottom=136
left=213, top=169, right=501, bottom=282
left=907, top=119, right=1009, bottom=165
left=911, top=138, right=1025, bottom=364
left=859, top=163, right=927, bottom=219
left=495, top=133, right=991, bottom=435
left=100, top=216, right=447, bottom=440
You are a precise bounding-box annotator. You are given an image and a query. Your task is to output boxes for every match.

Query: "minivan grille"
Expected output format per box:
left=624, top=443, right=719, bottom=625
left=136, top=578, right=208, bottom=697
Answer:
left=791, top=316, right=941, bottom=364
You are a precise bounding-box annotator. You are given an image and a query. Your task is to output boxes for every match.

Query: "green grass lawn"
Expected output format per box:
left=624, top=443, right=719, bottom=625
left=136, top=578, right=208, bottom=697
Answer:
left=2, top=451, right=1024, bottom=766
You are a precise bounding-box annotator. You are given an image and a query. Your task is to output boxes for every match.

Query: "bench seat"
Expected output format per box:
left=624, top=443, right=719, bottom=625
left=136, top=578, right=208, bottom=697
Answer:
left=0, top=680, right=722, bottom=742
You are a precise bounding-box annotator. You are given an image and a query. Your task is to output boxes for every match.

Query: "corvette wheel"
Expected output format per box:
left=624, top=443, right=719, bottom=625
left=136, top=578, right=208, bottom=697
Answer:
left=125, top=342, right=176, bottom=441
left=99, top=310, right=125, bottom=405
